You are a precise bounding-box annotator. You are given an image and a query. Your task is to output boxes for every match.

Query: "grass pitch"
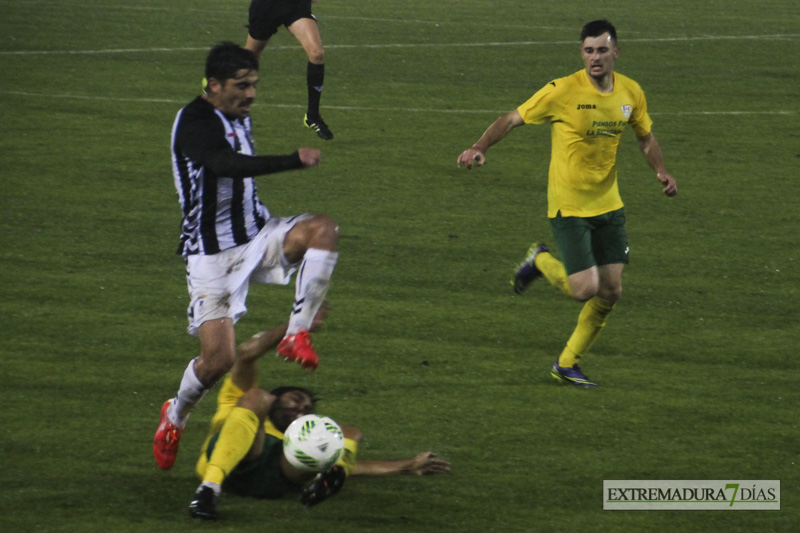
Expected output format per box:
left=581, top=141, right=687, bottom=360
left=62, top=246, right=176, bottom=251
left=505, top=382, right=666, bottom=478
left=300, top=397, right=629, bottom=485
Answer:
left=1, top=1, right=798, bottom=531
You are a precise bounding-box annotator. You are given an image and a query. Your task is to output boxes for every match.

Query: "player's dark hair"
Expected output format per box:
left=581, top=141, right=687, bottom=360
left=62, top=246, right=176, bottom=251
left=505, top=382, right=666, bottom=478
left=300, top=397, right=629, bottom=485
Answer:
left=270, top=386, right=319, bottom=409
left=580, top=19, right=617, bottom=44
left=205, top=41, right=259, bottom=85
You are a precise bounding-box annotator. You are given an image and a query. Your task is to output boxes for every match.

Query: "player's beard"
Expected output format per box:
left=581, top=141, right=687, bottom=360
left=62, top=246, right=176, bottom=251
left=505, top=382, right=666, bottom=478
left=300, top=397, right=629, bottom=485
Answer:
left=269, top=401, right=301, bottom=433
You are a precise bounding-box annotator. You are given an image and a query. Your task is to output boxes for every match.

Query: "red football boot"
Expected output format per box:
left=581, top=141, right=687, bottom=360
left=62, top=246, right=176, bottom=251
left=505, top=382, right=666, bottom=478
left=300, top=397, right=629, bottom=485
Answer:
left=153, top=399, right=183, bottom=470
left=276, top=330, right=319, bottom=370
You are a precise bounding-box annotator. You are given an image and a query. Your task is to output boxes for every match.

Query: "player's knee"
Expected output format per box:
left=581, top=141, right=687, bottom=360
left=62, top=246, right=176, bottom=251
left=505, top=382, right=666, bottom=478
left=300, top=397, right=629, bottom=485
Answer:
left=238, top=389, right=272, bottom=418
left=570, top=283, right=598, bottom=302
left=196, top=349, right=235, bottom=384
left=599, top=284, right=622, bottom=303
left=567, top=269, right=600, bottom=302
left=307, top=47, right=325, bottom=65
left=309, top=214, right=339, bottom=243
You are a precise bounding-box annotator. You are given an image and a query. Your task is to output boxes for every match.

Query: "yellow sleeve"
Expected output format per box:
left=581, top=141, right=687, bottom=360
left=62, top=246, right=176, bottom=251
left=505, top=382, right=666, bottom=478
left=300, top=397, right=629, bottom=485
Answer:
left=263, top=419, right=284, bottom=440
left=517, top=80, right=560, bottom=124
left=627, top=79, right=653, bottom=137
left=337, top=438, right=359, bottom=477
left=517, top=75, right=572, bottom=125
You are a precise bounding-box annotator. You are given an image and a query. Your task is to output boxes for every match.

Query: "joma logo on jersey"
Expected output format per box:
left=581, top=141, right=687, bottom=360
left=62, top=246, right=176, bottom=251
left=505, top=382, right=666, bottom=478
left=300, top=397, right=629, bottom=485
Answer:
left=577, top=104, right=597, bottom=110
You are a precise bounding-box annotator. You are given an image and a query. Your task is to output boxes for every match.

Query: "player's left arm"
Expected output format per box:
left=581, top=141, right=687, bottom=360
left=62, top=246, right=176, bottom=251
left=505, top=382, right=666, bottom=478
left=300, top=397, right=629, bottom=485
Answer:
left=231, top=324, right=289, bottom=391
left=637, top=131, right=677, bottom=197
left=351, top=451, right=451, bottom=476
left=231, top=302, right=330, bottom=391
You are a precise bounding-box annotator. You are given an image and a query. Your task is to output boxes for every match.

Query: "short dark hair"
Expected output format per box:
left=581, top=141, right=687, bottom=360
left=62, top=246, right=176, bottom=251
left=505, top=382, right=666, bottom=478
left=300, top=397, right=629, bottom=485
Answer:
left=204, top=41, right=259, bottom=84
left=270, top=385, right=318, bottom=409
left=580, top=20, right=617, bottom=44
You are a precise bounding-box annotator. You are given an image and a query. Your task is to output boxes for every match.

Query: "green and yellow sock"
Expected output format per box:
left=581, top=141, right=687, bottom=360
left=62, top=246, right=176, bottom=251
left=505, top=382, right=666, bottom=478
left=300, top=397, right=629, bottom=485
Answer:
left=557, top=296, right=615, bottom=367
left=337, top=438, right=359, bottom=477
left=535, top=252, right=573, bottom=297
left=203, top=407, right=259, bottom=485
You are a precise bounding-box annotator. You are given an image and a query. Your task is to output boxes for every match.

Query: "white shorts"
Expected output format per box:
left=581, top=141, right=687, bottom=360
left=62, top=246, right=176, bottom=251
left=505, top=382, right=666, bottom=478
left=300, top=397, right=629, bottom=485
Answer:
left=184, top=215, right=310, bottom=336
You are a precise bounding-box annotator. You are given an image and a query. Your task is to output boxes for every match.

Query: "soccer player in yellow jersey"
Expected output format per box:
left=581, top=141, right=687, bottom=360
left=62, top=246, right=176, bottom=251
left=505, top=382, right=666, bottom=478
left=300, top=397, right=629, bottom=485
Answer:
left=189, top=305, right=451, bottom=520
left=457, top=20, right=677, bottom=386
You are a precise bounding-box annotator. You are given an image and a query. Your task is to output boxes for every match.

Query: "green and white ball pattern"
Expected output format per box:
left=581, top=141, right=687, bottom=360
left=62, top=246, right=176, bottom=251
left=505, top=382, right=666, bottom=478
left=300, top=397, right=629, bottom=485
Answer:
left=283, top=414, right=345, bottom=472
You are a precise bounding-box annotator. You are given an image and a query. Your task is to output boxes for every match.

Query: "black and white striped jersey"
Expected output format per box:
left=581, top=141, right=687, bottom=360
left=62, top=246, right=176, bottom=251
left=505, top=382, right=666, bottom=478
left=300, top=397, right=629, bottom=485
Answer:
left=171, top=97, right=303, bottom=256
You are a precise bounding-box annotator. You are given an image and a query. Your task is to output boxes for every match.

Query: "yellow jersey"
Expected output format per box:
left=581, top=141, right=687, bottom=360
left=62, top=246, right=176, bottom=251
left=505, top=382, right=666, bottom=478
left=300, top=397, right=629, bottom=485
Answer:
left=517, top=69, right=652, bottom=217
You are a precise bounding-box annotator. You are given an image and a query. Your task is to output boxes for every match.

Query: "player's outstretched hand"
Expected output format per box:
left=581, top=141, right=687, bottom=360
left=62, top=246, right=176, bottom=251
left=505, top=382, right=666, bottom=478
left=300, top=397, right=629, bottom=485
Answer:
left=409, top=451, right=451, bottom=476
left=457, top=148, right=485, bottom=169
left=298, top=148, right=321, bottom=168
left=658, top=171, right=678, bottom=197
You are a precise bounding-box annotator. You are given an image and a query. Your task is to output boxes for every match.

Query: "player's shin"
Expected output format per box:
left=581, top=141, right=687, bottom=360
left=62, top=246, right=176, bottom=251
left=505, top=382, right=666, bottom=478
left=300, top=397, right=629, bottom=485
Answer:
left=172, top=358, right=210, bottom=427
left=558, top=296, right=615, bottom=367
left=203, top=407, right=260, bottom=485
left=536, top=252, right=573, bottom=297
left=287, top=249, right=338, bottom=335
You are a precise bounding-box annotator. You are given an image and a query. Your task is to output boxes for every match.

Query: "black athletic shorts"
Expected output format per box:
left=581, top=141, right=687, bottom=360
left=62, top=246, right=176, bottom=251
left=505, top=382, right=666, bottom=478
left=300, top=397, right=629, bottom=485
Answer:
left=248, top=0, right=315, bottom=40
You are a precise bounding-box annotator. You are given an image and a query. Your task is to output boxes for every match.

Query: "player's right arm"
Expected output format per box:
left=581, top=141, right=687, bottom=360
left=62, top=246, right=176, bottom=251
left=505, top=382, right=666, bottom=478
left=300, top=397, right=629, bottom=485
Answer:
left=176, top=111, right=313, bottom=177
left=637, top=131, right=677, bottom=197
left=352, top=451, right=451, bottom=476
left=231, top=302, right=330, bottom=391
left=457, top=110, right=524, bottom=169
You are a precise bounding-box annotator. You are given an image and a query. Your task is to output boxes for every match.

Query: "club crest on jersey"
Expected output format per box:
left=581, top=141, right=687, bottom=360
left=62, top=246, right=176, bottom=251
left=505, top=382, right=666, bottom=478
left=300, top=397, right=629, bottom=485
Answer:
left=621, top=105, right=632, bottom=120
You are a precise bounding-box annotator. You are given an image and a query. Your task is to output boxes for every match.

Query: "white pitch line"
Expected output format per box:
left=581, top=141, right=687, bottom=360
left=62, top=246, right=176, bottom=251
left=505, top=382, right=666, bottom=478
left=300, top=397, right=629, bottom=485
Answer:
left=651, top=110, right=797, bottom=116
left=0, top=46, right=214, bottom=56
left=2, top=33, right=798, bottom=56
left=0, top=1, right=602, bottom=30
left=5, top=1, right=566, bottom=28
left=328, top=33, right=800, bottom=49
left=0, top=1, right=225, bottom=14
left=0, top=91, right=795, bottom=116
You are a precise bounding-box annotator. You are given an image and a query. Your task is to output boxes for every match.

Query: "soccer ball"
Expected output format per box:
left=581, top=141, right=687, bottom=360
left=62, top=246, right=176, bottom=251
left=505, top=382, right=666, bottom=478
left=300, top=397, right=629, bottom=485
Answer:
left=283, top=414, right=345, bottom=473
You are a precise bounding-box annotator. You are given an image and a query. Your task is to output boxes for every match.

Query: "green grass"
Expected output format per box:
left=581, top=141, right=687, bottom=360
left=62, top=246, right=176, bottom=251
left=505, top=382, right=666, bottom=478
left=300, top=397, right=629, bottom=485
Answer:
left=2, top=0, right=799, bottom=531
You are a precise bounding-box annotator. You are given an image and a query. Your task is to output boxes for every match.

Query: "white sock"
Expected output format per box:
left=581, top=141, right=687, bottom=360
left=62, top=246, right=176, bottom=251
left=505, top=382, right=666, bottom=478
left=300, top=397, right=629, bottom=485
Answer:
left=201, top=481, right=221, bottom=496
left=169, top=358, right=209, bottom=428
left=287, top=248, right=338, bottom=335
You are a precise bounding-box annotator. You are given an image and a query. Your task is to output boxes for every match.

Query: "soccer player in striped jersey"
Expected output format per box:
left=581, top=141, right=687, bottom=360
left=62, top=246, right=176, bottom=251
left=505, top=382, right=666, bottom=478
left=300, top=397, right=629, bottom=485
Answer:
left=155, top=42, right=340, bottom=471
left=457, top=20, right=678, bottom=387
